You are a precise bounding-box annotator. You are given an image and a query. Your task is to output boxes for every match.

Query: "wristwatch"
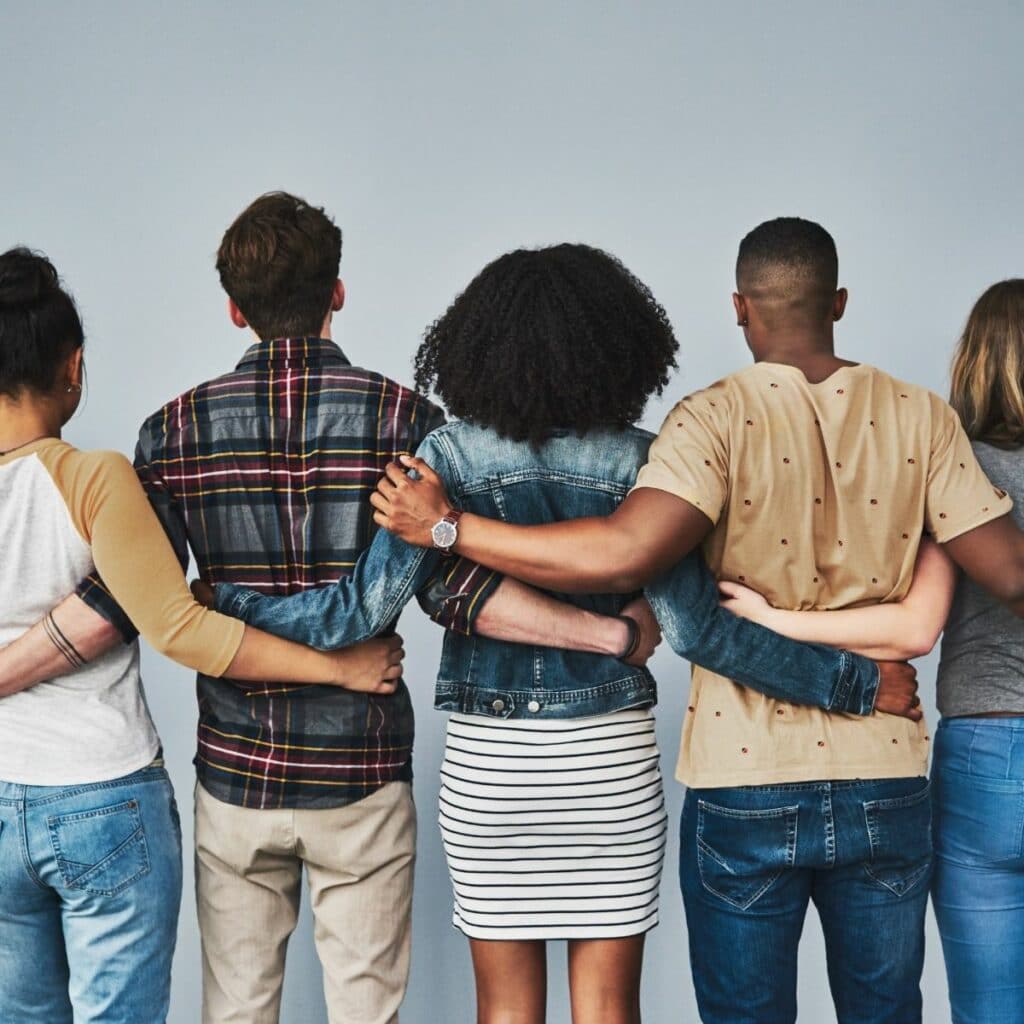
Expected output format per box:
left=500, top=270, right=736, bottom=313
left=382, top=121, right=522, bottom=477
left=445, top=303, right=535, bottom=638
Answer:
left=431, top=508, right=464, bottom=551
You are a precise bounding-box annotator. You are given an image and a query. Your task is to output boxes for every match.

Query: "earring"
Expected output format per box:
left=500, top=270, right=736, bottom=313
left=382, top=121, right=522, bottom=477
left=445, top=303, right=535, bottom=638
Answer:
left=66, top=383, right=82, bottom=394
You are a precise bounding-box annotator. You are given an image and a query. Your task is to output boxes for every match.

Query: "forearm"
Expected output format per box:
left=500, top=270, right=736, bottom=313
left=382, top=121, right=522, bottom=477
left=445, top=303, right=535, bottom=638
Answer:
left=0, top=595, right=122, bottom=697
left=752, top=604, right=929, bottom=661
left=473, top=578, right=630, bottom=654
left=453, top=513, right=645, bottom=593
left=223, top=627, right=358, bottom=685
left=216, top=537, right=435, bottom=649
left=647, top=554, right=879, bottom=715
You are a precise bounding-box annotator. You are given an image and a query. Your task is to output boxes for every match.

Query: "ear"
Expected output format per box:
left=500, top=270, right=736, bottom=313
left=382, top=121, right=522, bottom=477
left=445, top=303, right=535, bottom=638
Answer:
left=227, top=298, right=249, bottom=330
left=733, top=293, right=748, bottom=326
left=66, top=346, right=85, bottom=388
left=331, top=278, right=345, bottom=312
left=832, top=287, right=848, bottom=322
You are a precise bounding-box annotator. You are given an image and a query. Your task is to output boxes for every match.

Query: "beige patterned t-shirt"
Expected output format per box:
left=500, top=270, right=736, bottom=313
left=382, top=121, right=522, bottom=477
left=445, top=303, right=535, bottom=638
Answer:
left=635, top=361, right=1012, bottom=788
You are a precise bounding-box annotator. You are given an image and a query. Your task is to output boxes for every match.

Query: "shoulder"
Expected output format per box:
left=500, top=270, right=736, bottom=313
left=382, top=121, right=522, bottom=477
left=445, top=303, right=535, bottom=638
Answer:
left=36, top=445, right=141, bottom=527
left=137, top=371, right=229, bottom=446
left=347, top=365, right=445, bottom=433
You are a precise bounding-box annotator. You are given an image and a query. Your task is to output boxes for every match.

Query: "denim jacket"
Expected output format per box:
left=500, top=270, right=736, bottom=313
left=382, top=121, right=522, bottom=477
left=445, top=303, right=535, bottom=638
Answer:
left=215, top=422, right=879, bottom=720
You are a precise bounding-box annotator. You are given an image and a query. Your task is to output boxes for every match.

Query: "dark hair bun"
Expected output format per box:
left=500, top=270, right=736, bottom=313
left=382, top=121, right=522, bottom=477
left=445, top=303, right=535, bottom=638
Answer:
left=0, top=247, right=84, bottom=397
left=0, top=248, right=60, bottom=309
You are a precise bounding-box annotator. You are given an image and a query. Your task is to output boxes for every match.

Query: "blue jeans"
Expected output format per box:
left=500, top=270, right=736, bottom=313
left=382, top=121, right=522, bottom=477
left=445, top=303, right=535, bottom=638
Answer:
left=680, top=777, right=931, bottom=1024
left=932, top=718, right=1024, bottom=1024
left=0, top=763, right=183, bottom=1023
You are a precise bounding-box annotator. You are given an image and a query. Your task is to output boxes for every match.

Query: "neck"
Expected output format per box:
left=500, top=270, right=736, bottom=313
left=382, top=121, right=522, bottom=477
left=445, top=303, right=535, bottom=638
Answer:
left=748, top=325, right=854, bottom=382
left=0, top=395, right=62, bottom=453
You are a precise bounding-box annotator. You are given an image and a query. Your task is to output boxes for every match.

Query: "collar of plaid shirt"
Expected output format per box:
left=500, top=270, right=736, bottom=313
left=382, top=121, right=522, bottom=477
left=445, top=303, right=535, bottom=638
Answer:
left=235, top=335, right=350, bottom=370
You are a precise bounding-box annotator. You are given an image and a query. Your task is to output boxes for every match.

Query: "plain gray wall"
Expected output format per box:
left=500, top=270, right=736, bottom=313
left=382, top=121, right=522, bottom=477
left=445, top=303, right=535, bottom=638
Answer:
left=3, top=2, right=1022, bottom=1020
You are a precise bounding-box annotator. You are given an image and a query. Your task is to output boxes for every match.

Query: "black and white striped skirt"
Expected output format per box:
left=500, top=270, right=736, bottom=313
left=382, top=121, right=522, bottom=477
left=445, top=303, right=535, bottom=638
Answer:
left=438, top=707, right=667, bottom=940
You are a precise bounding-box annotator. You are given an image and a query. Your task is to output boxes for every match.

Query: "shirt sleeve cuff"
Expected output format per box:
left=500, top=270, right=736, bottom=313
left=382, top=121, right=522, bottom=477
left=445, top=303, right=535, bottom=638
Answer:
left=629, top=471, right=722, bottom=525
left=931, top=494, right=1013, bottom=544
left=829, top=650, right=879, bottom=716
left=214, top=582, right=260, bottom=620
left=75, top=573, right=139, bottom=643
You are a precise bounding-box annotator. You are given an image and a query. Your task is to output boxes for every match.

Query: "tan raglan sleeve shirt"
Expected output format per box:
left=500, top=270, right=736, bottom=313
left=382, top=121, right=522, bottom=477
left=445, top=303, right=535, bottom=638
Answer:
left=40, top=444, right=245, bottom=677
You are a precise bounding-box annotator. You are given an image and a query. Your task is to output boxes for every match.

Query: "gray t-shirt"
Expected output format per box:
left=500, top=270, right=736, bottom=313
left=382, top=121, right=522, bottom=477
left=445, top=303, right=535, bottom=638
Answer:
left=937, top=441, right=1024, bottom=716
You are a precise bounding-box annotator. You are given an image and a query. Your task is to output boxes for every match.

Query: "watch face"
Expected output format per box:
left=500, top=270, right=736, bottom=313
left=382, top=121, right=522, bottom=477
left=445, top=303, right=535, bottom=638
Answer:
left=432, top=519, right=458, bottom=549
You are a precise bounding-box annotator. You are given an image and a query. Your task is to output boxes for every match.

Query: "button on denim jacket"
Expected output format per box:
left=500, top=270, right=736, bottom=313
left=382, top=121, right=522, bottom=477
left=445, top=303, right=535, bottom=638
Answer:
left=216, top=422, right=878, bottom=721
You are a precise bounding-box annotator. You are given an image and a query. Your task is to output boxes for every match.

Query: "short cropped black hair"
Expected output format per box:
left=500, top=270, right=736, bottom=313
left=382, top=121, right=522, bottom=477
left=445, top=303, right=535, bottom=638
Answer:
left=0, top=247, right=84, bottom=398
left=216, top=191, right=342, bottom=341
left=736, top=217, right=839, bottom=322
left=414, top=244, right=678, bottom=447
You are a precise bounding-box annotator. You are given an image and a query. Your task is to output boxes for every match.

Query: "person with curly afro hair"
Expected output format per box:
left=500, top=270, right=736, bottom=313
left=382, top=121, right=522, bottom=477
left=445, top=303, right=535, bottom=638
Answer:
left=413, top=242, right=677, bottom=448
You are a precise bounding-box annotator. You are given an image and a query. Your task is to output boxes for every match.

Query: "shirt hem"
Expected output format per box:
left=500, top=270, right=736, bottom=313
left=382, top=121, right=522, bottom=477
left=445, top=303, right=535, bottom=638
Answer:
left=0, top=738, right=161, bottom=788
left=675, top=759, right=929, bottom=790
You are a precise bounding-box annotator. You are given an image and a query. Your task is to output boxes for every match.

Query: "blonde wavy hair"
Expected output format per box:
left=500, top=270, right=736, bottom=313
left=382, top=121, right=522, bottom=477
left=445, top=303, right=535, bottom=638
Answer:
left=950, top=279, right=1024, bottom=449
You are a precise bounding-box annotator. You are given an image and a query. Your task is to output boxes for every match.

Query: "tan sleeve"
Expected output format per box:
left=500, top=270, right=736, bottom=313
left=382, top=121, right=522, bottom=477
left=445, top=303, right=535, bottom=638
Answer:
left=632, top=386, right=731, bottom=524
left=925, top=396, right=1014, bottom=543
left=41, top=446, right=244, bottom=676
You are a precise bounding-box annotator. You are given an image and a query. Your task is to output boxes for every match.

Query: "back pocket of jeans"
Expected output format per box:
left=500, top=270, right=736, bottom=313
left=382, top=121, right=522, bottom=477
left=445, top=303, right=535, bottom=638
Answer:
left=48, top=799, right=150, bottom=897
left=862, top=783, right=932, bottom=896
left=696, top=799, right=799, bottom=910
left=933, top=766, right=1024, bottom=867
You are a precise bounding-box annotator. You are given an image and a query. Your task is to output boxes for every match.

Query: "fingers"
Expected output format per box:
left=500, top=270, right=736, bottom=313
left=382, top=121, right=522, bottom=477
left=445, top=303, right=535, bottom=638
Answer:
left=383, top=461, right=409, bottom=487
left=370, top=491, right=391, bottom=513
left=717, top=581, right=742, bottom=599
left=399, top=454, right=441, bottom=484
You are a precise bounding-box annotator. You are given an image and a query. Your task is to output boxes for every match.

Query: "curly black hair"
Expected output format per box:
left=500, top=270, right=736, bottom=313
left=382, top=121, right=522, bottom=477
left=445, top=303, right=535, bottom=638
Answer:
left=414, top=243, right=678, bottom=447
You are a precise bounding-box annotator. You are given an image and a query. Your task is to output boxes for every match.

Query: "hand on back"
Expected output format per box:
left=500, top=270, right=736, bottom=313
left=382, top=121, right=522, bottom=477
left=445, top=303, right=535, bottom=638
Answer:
left=339, top=635, right=405, bottom=694
left=371, top=455, right=453, bottom=547
left=873, top=661, right=922, bottom=721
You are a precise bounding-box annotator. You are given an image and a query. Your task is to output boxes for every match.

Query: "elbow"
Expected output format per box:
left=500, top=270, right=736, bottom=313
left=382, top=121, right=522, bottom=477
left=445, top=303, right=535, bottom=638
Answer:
left=602, top=555, right=657, bottom=595
left=888, top=620, right=943, bottom=661
left=901, top=632, right=939, bottom=661
left=606, top=569, right=647, bottom=594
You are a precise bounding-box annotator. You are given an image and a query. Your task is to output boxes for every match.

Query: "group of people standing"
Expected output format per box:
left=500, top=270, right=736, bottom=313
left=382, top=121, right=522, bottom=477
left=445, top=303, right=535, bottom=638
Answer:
left=0, top=194, right=1021, bottom=1024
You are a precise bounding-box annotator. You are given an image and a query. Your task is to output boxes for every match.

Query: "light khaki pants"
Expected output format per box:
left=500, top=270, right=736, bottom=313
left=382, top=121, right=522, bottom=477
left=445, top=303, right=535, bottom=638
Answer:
left=195, top=781, right=416, bottom=1024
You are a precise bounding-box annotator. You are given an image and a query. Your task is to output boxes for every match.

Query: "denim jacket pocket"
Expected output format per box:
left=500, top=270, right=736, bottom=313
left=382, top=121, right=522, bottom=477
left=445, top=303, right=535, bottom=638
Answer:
left=48, top=799, right=151, bottom=897
left=696, top=799, right=799, bottom=910
left=862, top=782, right=933, bottom=896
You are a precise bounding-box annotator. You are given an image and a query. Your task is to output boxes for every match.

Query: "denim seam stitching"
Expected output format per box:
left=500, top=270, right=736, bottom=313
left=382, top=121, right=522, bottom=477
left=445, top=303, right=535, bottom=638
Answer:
left=17, top=802, right=49, bottom=892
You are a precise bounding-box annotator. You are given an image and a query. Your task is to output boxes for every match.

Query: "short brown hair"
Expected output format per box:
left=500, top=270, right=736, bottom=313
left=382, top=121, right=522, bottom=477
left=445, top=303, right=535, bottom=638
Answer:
left=216, top=191, right=342, bottom=340
left=950, top=279, right=1024, bottom=450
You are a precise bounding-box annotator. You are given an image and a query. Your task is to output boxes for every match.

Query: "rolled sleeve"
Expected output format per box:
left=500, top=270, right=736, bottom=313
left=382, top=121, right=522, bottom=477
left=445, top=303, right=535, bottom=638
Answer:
left=416, top=557, right=502, bottom=636
left=75, top=572, right=138, bottom=642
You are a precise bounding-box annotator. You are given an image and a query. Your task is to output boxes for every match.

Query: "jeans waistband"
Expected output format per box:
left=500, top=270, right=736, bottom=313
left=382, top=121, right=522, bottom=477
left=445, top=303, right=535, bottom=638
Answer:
left=0, top=761, right=170, bottom=806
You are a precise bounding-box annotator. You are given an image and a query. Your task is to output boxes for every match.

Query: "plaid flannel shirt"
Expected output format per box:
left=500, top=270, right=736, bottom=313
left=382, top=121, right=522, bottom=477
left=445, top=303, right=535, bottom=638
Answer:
left=77, top=337, right=497, bottom=809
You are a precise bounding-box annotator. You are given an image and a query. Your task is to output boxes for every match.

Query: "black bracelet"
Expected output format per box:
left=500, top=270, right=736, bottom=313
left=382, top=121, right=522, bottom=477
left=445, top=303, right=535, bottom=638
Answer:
left=616, top=615, right=641, bottom=660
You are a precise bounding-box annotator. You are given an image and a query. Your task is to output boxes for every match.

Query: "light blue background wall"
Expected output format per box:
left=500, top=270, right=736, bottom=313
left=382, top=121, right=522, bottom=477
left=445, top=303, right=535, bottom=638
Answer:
left=3, top=2, right=1022, bottom=1020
